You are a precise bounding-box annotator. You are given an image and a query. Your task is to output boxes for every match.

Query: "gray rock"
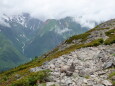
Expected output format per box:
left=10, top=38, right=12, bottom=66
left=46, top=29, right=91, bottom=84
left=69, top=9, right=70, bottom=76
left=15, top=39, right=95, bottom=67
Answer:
left=46, top=82, right=59, bottom=86
left=103, top=60, right=115, bottom=69
left=30, top=67, right=43, bottom=72
left=102, top=80, right=112, bottom=86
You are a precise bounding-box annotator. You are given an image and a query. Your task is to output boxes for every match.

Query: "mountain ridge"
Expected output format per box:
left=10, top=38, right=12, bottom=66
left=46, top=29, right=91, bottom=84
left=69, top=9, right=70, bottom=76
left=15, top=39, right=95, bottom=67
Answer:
left=0, top=19, right=114, bottom=86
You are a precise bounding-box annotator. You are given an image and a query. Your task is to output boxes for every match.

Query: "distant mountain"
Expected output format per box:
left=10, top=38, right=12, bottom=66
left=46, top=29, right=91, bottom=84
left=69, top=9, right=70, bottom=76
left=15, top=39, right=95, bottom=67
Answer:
left=24, top=17, right=89, bottom=57
left=0, top=13, right=92, bottom=71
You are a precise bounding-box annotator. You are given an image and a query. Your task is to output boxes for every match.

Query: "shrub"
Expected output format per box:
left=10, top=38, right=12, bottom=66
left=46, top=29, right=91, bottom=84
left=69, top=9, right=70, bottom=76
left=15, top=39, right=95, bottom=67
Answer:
left=108, top=71, right=115, bottom=85
left=84, top=38, right=104, bottom=47
left=65, top=32, right=90, bottom=44
left=104, top=35, right=115, bottom=45
left=105, top=29, right=115, bottom=37
left=11, top=70, right=50, bottom=86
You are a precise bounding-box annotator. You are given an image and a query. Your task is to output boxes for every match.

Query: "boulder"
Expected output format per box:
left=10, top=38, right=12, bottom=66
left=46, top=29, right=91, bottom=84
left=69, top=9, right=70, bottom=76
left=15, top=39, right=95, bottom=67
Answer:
left=60, top=63, right=75, bottom=76
left=111, top=76, right=115, bottom=81
left=102, top=80, right=112, bottom=86
left=46, top=82, right=59, bottom=86
left=60, top=65, right=70, bottom=73
left=103, top=60, right=115, bottom=69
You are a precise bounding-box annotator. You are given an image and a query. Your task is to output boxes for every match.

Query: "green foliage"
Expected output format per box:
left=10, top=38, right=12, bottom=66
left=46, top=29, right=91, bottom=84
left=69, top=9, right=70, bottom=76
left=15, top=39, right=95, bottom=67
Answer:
left=108, top=71, right=115, bottom=85
left=11, top=70, right=50, bottom=86
left=112, top=54, right=115, bottom=56
left=85, top=75, right=90, bottom=79
left=104, top=29, right=115, bottom=45
left=65, top=32, right=90, bottom=44
left=104, top=35, right=115, bottom=45
left=105, top=29, right=115, bottom=37
left=38, top=83, right=46, bottom=86
left=84, top=39, right=104, bottom=47
left=109, top=71, right=115, bottom=78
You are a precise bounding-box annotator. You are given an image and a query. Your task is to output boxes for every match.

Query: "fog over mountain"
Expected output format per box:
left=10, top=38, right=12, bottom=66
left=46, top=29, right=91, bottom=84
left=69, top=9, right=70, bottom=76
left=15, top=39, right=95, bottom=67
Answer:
left=0, top=0, right=115, bottom=28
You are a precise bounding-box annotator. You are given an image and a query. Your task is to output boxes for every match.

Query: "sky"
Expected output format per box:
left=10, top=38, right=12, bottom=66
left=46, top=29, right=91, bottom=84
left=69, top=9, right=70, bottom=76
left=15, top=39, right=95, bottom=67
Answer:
left=0, top=0, right=115, bottom=27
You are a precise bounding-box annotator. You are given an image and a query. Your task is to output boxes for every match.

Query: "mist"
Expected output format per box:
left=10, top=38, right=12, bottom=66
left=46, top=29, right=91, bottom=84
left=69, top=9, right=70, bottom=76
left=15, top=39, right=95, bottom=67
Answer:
left=0, top=0, right=115, bottom=27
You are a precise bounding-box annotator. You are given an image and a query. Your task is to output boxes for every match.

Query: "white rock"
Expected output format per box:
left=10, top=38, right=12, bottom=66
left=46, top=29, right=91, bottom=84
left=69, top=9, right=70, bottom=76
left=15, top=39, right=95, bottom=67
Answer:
left=102, top=80, right=112, bottom=86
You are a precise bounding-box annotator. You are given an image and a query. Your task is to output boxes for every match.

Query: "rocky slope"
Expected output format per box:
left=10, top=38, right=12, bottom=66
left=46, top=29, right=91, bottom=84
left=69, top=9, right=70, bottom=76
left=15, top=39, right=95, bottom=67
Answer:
left=0, top=19, right=115, bottom=86
left=32, top=44, right=115, bottom=86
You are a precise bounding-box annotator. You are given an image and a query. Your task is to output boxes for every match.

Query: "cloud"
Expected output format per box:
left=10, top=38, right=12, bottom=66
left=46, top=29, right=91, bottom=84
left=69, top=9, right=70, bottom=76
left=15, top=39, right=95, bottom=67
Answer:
left=0, top=0, right=115, bottom=24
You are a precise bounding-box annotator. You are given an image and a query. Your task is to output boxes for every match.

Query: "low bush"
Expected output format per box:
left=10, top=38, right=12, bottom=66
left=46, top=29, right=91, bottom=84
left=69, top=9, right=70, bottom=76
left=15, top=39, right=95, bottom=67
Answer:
left=65, top=32, right=90, bottom=44
left=84, top=38, right=104, bottom=47
left=104, top=35, right=115, bottom=45
left=108, top=71, right=115, bottom=85
left=105, top=29, right=115, bottom=37
left=11, top=70, right=50, bottom=86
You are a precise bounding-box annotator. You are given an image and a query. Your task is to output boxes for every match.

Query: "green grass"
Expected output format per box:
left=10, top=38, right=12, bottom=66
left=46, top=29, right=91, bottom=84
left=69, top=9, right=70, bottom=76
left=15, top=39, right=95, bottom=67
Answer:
left=84, top=75, right=90, bottom=79
left=10, top=70, right=50, bottom=86
left=65, top=32, right=90, bottom=44
left=104, top=29, right=115, bottom=45
left=105, top=29, right=115, bottom=37
left=104, top=35, right=115, bottom=45
left=84, top=38, right=104, bottom=47
left=112, top=54, right=115, bottom=56
left=108, top=71, right=115, bottom=85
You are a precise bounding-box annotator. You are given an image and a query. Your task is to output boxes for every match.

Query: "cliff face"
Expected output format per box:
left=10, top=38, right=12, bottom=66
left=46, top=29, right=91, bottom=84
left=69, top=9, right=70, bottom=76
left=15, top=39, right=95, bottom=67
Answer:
left=0, top=19, right=115, bottom=86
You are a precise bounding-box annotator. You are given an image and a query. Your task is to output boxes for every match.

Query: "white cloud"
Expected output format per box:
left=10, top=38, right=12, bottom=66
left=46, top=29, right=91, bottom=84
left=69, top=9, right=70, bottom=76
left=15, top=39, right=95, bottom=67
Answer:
left=0, top=0, right=115, bottom=23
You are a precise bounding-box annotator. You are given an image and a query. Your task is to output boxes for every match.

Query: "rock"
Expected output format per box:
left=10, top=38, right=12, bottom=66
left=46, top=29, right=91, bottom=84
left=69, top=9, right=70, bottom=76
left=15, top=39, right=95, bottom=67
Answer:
left=65, top=78, right=73, bottom=85
left=66, top=71, right=73, bottom=76
left=98, top=71, right=106, bottom=76
left=46, top=82, right=59, bottom=86
left=60, top=65, right=70, bottom=73
left=102, top=80, right=112, bottom=86
left=103, top=60, right=115, bottom=69
left=111, top=76, right=115, bottom=80
left=30, top=67, right=43, bottom=72
left=49, top=64, right=55, bottom=69
left=83, top=78, right=88, bottom=84
left=15, top=74, right=21, bottom=79
left=60, top=63, right=75, bottom=76
left=78, top=69, right=90, bottom=77
left=95, top=84, right=105, bottom=86
left=69, top=63, right=75, bottom=72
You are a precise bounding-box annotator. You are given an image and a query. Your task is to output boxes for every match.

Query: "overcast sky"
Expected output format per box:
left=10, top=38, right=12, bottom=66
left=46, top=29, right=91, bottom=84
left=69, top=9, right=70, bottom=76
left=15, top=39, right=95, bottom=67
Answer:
left=0, top=0, right=115, bottom=23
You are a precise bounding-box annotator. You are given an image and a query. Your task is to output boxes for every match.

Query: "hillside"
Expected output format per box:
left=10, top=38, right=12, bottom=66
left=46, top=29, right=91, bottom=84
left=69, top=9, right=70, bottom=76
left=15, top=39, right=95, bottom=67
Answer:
left=0, top=19, right=115, bottom=86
